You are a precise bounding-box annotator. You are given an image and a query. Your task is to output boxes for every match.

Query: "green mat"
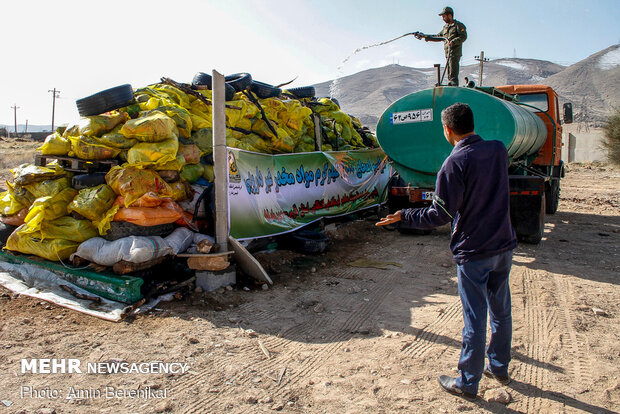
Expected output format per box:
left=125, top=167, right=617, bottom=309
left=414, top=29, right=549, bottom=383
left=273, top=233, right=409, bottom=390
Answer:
left=0, top=250, right=143, bottom=304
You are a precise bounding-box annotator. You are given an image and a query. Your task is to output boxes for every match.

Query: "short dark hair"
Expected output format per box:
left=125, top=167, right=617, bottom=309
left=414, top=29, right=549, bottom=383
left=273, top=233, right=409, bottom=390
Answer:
left=441, top=103, right=474, bottom=135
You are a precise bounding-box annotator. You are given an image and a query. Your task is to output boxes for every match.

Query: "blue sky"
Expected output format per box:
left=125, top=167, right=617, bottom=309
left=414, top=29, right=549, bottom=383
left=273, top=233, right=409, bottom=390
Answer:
left=1, top=0, right=617, bottom=126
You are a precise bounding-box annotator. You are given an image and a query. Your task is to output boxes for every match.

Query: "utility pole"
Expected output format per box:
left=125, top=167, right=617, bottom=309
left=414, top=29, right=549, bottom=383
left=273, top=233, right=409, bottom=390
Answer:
left=25, top=120, right=28, bottom=134
left=11, top=104, right=20, bottom=138
left=49, top=88, right=61, bottom=132
left=475, top=51, right=489, bottom=87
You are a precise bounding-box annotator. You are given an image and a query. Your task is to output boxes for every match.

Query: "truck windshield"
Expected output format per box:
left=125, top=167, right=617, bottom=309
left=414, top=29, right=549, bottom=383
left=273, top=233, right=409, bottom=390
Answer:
left=516, top=93, right=549, bottom=112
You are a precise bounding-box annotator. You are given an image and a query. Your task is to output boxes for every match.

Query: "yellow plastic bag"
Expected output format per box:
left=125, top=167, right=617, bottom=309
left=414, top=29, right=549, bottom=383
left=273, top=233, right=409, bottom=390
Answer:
left=23, top=176, right=71, bottom=199
left=168, top=181, right=188, bottom=201
left=147, top=106, right=193, bottom=138
left=0, top=191, right=25, bottom=216
left=11, top=163, right=66, bottom=185
left=202, top=164, right=214, bottom=182
left=127, top=137, right=179, bottom=168
left=178, top=144, right=201, bottom=164
left=155, top=154, right=186, bottom=172
left=180, top=163, right=204, bottom=183
left=190, top=128, right=213, bottom=154
left=39, top=216, right=97, bottom=242
left=98, top=127, right=138, bottom=149
left=120, top=112, right=179, bottom=142
left=106, top=166, right=175, bottom=207
left=23, top=187, right=77, bottom=230
left=5, top=182, right=35, bottom=207
left=4, top=225, right=78, bottom=261
left=68, top=136, right=121, bottom=160
left=67, top=184, right=116, bottom=222
left=37, top=133, right=71, bottom=156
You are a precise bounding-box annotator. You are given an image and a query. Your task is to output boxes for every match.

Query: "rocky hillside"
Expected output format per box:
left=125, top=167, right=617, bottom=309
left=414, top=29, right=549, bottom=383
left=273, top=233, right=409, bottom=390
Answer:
left=315, top=44, right=620, bottom=129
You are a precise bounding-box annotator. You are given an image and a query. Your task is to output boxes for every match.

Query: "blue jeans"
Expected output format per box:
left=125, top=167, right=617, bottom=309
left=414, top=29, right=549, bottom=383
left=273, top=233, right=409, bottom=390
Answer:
left=455, top=250, right=513, bottom=394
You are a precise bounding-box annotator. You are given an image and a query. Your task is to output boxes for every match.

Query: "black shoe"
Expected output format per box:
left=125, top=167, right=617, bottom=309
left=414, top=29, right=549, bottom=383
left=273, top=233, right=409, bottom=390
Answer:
left=483, top=365, right=511, bottom=385
left=437, top=375, right=477, bottom=400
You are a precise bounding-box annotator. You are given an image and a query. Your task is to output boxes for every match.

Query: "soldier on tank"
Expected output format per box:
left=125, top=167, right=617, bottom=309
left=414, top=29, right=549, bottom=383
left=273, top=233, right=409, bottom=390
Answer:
left=425, top=6, right=467, bottom=86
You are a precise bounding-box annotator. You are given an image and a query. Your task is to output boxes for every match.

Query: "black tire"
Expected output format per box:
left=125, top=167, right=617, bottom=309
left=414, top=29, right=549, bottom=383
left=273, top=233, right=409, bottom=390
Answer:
left=225, top=73, right=253, bottom=92
left=192, top=72, right=212, bottom=88
left=224, top=83, right=236, bottom=101
left=250, top=81, right=282, bottom=99
left=330, top=97, right=340, bottom=108
left=287, top=86, right=315, bottom=99
left=520, top=193, right=546, bottom=245
left=103, top=222, right=174, bottom=241
left=72, top=172, right=107, bottom=190
left=192, top=73, right=235, bottom=100
left=76, top=84, right=134, bottom=117
left=545, top=180, right=560, bottom=214
left=290, top=230, right=328, bottom=254
left=0, top=223, right=17, bottom=246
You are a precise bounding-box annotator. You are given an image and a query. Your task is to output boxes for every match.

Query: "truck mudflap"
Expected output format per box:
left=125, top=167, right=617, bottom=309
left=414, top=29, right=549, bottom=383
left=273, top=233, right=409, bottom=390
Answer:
left=509, top=175, right=546, bottom=244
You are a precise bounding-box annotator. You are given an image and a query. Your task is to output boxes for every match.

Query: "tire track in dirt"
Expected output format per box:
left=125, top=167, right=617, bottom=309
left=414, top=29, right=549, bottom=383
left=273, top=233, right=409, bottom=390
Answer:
left=179, top=268, right=403, bottom=413
left=553, top=275, right=594, bottom=387
left=512, top=267, right=554, bottom=413
left=401, top=299, right=462, bottom=358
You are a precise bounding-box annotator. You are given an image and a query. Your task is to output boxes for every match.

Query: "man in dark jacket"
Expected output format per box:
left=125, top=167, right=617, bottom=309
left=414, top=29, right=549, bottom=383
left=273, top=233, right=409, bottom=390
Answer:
left=425, top=6, right=467, bottom=86
left=377, top=103, right=517, bottom=400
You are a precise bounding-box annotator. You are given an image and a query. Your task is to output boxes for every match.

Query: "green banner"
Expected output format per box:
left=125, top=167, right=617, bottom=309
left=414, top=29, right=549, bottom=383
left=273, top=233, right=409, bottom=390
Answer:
left=228, top=148, right=390, bottom=239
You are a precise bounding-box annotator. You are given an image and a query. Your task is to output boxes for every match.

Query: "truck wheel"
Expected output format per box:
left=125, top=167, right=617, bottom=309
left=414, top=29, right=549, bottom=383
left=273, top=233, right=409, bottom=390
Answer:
left=520, top=193, right=546, bottom=244
left=545, top=180, right=560, bottom=214
left=76, top=84, right=134, bottom=117
left=225, top=73, right=253, bottom=92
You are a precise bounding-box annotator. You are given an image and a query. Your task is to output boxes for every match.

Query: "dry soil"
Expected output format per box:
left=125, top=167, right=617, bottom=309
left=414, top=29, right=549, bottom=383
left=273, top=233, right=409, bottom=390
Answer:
left=0, top=162, right=618, bottom=414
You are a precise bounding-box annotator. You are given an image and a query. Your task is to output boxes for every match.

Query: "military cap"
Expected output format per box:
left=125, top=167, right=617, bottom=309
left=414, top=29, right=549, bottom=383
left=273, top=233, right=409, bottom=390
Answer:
left=439, top=6, right=454, bottom=16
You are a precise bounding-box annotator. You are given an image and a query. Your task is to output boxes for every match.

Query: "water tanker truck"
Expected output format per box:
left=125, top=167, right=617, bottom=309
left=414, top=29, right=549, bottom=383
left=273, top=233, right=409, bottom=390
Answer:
left=376, top=84, right=573, bottom=244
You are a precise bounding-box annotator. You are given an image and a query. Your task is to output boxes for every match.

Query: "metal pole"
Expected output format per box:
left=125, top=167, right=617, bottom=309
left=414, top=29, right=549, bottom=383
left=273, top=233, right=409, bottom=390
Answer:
left=24, top=120, right=28, bottom=134
left=11, top=104, right=19, bottom=138
left=212, top=70, right=229, bottom=251
left=475, top=51, right=489, bottom=87
left=49, top=88, right=60, bottom=132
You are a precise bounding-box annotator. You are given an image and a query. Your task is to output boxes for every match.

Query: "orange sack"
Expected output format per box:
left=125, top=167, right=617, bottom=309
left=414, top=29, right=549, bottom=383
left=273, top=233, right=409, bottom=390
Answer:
left=113, top=200, right=183, bottom=226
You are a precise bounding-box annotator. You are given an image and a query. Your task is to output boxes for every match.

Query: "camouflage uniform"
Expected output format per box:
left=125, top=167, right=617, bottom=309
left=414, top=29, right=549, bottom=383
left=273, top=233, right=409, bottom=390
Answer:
left=437, top=20, right=467, bottom=86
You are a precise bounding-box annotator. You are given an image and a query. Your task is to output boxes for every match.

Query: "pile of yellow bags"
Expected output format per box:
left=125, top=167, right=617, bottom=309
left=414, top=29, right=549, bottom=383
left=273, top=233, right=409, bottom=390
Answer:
left=1, top=77, right=379, bottom=262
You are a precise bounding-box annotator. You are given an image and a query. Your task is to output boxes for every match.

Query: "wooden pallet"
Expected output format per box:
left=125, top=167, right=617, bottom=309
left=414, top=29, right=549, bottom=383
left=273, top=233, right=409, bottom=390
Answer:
left=35, top=154, right=119, bottom=173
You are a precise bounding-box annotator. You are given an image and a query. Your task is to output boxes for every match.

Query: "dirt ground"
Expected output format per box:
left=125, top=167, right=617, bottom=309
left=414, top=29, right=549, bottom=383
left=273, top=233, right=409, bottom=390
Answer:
left=0, top=161, right=619, bottom=414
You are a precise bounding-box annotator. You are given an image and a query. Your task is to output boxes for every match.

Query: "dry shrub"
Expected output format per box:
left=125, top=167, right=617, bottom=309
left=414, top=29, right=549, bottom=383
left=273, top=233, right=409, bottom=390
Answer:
left=602, top=109, right=620, bottom=165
